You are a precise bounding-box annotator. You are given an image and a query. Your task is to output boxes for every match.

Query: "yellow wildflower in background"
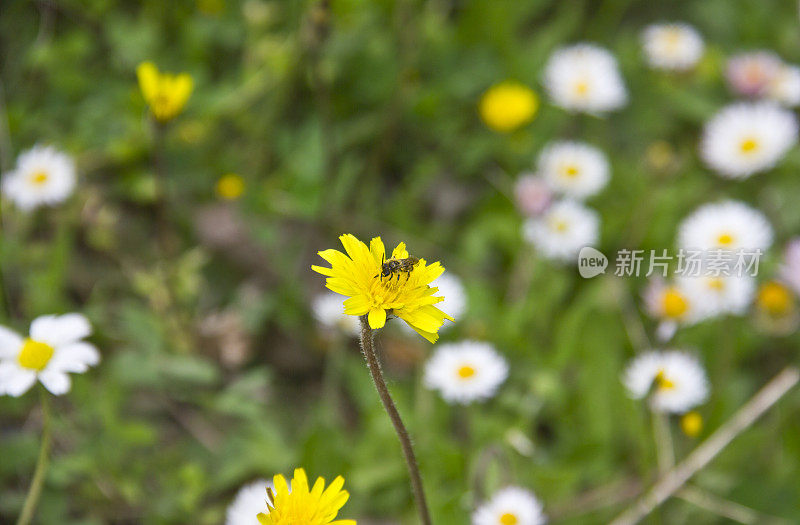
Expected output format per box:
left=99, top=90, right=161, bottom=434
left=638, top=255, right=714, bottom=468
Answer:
left=137, top=61, right=193, bottom=122
left=479, top=81, right=539, bottom=133
left=756, top=281, right=794, bottom=317
left=680, top=411, right=703, bottom=437
left=257, top=468, right=355, bottom=525
left=216, top=173, right=245, bottom=200
left=312, top=234, right=454, bottom=342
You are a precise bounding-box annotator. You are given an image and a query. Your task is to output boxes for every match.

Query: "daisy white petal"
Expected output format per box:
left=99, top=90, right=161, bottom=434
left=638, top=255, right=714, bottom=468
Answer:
left=311, top=292, right=360, bottom=337
left=537, top=141, right=609, bottom=199
left=523, top=199, right=600, bottom=263
left=677, top=200, right=773, bottom=253
left=226, top=480, right=270, bottom=525
left=1, top=145, right=76, bottom=211
left=642, top=23, right=704, bottom=71
left=0, top=326, right=23, bottom=359
left=48, top=342, right=101, bottom=373
left=38, top=370, right=71, bottom=395
left=623, top=350, right=709, bottom=414
left=30, top=313, right=92, bottom=347
left=424, top=341, right=508, bottom=404
left=473, top=486, right=546, bottom=525
left=543, top=43, right=628, bottom=114
left=768, top=65, right=800, bottom=107
left=700, top=102, right=797, bottom=179
left=679, top=274, right=756, bottom=319
left=780, top=238, right=800, bottom=296
left=2, top=364, right=37, bottom=397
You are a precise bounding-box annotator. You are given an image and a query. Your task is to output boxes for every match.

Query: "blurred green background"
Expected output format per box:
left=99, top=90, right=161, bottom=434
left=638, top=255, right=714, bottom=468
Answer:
left=2, top=0, right=800, bottom=523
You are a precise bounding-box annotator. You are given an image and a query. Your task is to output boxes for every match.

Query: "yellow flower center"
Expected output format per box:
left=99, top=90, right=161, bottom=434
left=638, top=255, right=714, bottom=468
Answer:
left=215, top=173, right=245, bottom=201
left=574, top=80, right=589, bottom=97
left=662, top=288, right=689, bottom=319
left=662, top=29, right=683, bottom=52
left=716, top=232, right=735, bottom=246
left=739, top=137, right=760, bottom=154
left=17, top=338, right=55, bottom=371
left=550, top=218, right=570, bottom=233
left=499, top=513, right=519, bottom=525
left=654, top=369, right=675, bottom=391
left=707, top=278, right=725, bottom=291
left=561, top=164, right=580, bottom=178
left=29, top=171, right=49, bottom=185
left=758, top=282, right=793, bottom=315
left=680, top=411, right=703, bottom=437
left=457, top=365, right=476, bottom=379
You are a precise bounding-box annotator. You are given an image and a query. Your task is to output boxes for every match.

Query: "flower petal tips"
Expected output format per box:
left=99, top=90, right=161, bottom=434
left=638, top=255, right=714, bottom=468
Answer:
left=312, top=234, right=454, bottom=342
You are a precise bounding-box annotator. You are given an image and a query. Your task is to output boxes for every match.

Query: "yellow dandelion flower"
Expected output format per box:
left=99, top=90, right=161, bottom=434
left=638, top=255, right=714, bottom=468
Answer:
left=757, top=281, right=794, bottom=317
left=312, top=234, right=454, bottom=343
left=479, top=81, right=539, bottom=133
left=136, top=61, right=194, bottom=122
left=257, top=468, right=355, bottom=525
left=216, top=173, right=245, bottom=200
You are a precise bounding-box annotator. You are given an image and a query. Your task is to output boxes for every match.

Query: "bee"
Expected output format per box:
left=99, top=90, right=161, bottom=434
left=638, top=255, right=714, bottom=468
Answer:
left=378, top=255, right=420, bottom=281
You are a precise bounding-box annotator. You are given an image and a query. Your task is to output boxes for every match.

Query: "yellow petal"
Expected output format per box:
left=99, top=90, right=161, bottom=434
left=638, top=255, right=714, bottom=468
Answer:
left=368, top=308, right=386, bottom=329
left=369, top=237, right=386, bottom=266
left=136, top=61, right=159, bottom=101
left=391, top=242, right=409, bottom=259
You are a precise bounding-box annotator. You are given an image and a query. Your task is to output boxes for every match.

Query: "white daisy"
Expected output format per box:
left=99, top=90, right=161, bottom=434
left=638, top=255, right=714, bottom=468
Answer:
left=523, top=200, right=599, bottom=263
left=226, top=480, right=269, bottom=525
left=780, top=238, right=800, bottom=296
left=623, top=350, right=709, bottom=414
left=543, top=43, right=628, bottom=114
left=641, top=23, right=704, bottom=71
left=726, top=51, right=783, bottom=98
left=679, top=274, right=756, bottom=319
left=537, top=141, right=609, bottom=199
left=677, top=201, right=773, bottom=255
left=473, top=486, right=546, bottom=525
left=0, top=314, right=99, bottom=397
left=424, top=340, right=508, bottom=404
left=700, top=102, right=797, bottom=179
left=767, top=65, right=800, bottom=107
left=514, top=173, right=553, bottom=217
left=1, top=145, right=77, bottom=211
left=311, top=292, right=360, bottom=337
left=643, top=278, right=701, bottom=341
left=432, top=273, right=467, bottom=325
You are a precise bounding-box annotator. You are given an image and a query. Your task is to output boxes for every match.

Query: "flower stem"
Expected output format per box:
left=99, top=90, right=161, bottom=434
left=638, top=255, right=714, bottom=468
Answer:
left=358, top=316, right=432, bottom=525
left=16, top=389, right=52, bottom=525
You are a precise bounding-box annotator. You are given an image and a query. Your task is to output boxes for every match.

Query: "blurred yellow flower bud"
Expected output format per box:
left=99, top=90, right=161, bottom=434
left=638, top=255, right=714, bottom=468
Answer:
left=680, top=411, right=703, bottom=437
left=137, top=61, right=194, bottom=122
left=479, top=81, right=539, bottom=133
left=216, top=173, right=245, bottom=201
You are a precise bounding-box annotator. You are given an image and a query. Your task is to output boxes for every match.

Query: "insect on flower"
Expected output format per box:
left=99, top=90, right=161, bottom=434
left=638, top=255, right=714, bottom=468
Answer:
left=377, top=254, right=420, bottom=282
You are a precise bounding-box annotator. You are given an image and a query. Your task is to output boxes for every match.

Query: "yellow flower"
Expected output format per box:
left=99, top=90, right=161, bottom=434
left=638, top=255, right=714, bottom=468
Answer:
left=136, top=61, right=193, bottom=122
left=757, top=281, right=794, bottom=317
left=479, top=81, right=539, bottom=133
left=312, top=234, right=454, bottom=342
left=257, top=468, right=355, bottom=525
left=216, top=173, right=245, bottom=200
left=680, top=411, right=703, bottom=437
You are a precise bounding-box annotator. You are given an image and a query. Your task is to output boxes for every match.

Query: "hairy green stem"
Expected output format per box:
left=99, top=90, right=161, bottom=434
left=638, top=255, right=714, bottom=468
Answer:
left=358, top=316, right=432, bottom=525
left=16, top=389, right=52, bottom=525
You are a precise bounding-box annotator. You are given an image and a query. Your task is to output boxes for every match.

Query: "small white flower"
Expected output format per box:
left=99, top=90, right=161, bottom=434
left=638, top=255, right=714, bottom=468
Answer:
left=0, top=314, right=99, bottom=397
left=679, top=274, right=756, bottom=319
left=523, top=200, right=599, bottom=263
left=537, top=141, right=609, bottom=199
left=543, top=43, right=628, bottom=114
left=700, top=102, right=797, bottom=179
left=424, top=341, right=508, bottom=404
left=226, top=480, right=269, bottom=525
left=433, top=273, right=467, bottom=325
left=623, top=350, right=709, bottom=413
left=726, top=51, right=783, bottom=98
left=473, top=486, right=546, bottom=525
left=677, top=200, right=773, bottom=254
left=780, top=238, right=800, bottom=296
left=643, top=278, right=701, bottom=341
left=767, top=65, right=800, bottom=107
left=1, top=146, right=77, bottom=211
left=311, top=292, right=360, bottom=337
left=514, top=173, right=553, bottom=216
left=641, top=23, right=704, bottom=71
